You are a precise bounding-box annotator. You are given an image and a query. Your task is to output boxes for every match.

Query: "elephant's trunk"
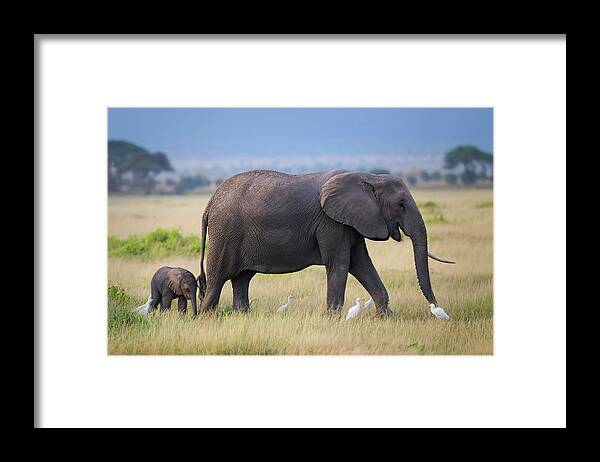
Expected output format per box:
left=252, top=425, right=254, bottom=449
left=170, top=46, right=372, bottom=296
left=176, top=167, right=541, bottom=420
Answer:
left=406, top=206, right=438, bottom=306
left=413, top=240, right=437, bottom=306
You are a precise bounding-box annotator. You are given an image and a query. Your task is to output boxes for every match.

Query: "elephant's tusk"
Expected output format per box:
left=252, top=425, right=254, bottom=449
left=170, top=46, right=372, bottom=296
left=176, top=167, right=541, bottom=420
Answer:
left=428, top=252, right=455, bottom=264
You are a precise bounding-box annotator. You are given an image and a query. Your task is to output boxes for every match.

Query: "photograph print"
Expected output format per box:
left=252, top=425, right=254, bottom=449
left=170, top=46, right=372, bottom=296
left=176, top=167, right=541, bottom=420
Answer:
left=107, top=107, right=493, bottom=355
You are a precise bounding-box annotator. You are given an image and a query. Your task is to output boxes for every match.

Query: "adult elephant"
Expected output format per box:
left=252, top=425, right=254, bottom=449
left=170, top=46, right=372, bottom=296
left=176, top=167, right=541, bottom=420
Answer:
left=197, top=170, right=454, bottom=315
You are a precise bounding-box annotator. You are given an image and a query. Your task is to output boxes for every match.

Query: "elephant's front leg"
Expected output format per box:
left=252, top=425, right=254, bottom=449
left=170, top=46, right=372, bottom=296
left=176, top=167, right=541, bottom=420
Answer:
left=177, top=296, right=187, bottom=314
left=349, top=238, right=391, bottom=316
left=325, top=257, right=350, bottom=311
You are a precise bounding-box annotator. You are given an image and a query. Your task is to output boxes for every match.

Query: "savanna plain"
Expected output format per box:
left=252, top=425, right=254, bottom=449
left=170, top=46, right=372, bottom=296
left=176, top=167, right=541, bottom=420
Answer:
left=108, top=188, right=493, bottom=355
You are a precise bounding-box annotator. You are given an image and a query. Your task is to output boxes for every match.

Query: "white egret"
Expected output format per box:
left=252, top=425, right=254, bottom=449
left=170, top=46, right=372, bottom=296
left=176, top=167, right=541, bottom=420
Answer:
left=345, top=298, right=363, bottom=320
left=364, top=298, right=374, bottom=310
left=430, top=303, right=450, bottom=321
left=276, top=295, right=293, bottom=313
left=133, top=296, right=154, bottom=317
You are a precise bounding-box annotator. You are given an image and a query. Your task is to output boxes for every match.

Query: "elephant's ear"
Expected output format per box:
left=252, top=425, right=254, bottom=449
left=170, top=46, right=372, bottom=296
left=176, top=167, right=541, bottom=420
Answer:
left=320, top=172, right=389, bottom=240
left=166, top=270, right=183, bottom=296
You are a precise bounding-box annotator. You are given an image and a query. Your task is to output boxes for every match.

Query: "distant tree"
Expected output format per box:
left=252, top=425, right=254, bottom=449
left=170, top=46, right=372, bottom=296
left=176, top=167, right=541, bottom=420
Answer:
left=444, top=145, right=493, bottom=185
left=370, top=168, right=391, bottom=175
left=420, top=170, right=431, bottom=182
left=406, top=174, right=418, bottom=186
left=108, top=141, right=146, bottom=192
left=445, top=173, right=458, bottom=185
left=174, top=174, right=212, bottom=194
left=151, top=152, right=174, bottom=175
left=108, top=141, right=174, bottom=194
left=431, top=171, right=442, bottom=181
left=461, top=170, right=478, bottom=185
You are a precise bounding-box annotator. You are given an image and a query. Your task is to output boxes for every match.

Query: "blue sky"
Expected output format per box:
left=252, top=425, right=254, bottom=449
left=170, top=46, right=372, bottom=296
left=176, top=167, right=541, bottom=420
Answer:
left=108, top=108, right=493, bottom=159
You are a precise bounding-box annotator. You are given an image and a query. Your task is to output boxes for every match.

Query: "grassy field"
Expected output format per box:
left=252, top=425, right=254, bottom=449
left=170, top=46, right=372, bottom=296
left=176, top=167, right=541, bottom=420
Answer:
left=108, top=188, right=493, bottom=355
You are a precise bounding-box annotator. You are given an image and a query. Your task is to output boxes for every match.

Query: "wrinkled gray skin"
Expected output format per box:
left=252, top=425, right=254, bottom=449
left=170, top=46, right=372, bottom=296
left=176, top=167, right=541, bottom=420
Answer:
left=197, top=170, right=452, bottom=315
left=150, top=266, right=199, bottom=316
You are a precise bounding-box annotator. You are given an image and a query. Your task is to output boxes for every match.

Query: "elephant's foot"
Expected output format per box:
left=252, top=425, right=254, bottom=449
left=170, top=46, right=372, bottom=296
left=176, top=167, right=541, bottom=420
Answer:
left=232, top=302, right=251, bottom=313
left=376, top=306, right=394, bottom=318
left=325, top=306, right=344, bottom=319
left=200, top=307, right=220, bottom=318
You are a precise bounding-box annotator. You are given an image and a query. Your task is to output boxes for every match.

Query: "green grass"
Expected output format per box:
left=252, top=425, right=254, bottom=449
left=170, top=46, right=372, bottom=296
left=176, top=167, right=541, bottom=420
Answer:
left=217, top=305, right=234, bottom=318
left=107, top=284, right=153, bottom=332
left=417, top=200, right=447, bottom=224
left=108, top=228, right=203, bottom=258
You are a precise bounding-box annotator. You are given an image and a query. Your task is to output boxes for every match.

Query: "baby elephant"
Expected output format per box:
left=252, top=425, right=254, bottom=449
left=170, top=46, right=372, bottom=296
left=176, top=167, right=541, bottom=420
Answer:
left=149, top=266, right=199, bottom=316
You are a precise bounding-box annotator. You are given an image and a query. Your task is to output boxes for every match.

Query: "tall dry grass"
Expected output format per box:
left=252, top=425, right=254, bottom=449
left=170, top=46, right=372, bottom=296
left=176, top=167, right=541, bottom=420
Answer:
left=108, top=188, right=493, bottom=355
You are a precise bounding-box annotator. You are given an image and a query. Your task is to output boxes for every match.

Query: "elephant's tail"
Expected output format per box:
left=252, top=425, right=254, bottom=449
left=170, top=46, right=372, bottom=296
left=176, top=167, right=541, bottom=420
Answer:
left=197, top=208, right=208, bottom=302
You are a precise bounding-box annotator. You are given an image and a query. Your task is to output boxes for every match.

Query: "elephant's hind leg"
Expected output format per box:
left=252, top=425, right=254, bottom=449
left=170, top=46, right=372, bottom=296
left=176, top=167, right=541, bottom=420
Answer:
left=317, top=229, right=351, bottom=312
left=201, top=233, right=236, bottom=313
left=148, top=286, right=161, bottom=314
left=231, top=270, right=256, bottom=312
left=349, top=238, right=391, bottom=316
left=161, top=293, right=174, bottom=312
left=325, top=264, right=349, bottom=312
left=200, top=278, right=226, bottom=313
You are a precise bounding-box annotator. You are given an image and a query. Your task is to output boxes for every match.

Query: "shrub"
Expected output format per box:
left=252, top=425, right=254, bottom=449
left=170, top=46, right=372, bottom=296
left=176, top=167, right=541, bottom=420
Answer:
left=419, top=201, right=439, bottom=209
left=107, top=284, right=151, bottom=331
left=417, top=201, right=446, bottom=224
left=108, top=228, right=203, bottom=258
left=108, top=284, right=136, bottom=306
left=427, top=210, right=446, bottom=223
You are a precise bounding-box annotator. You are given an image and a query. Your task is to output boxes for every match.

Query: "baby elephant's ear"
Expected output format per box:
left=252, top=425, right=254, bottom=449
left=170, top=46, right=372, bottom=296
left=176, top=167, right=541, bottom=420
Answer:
left=320, top=172, right=389, bottom=240
left=167, top=270, right=183, bottom=295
